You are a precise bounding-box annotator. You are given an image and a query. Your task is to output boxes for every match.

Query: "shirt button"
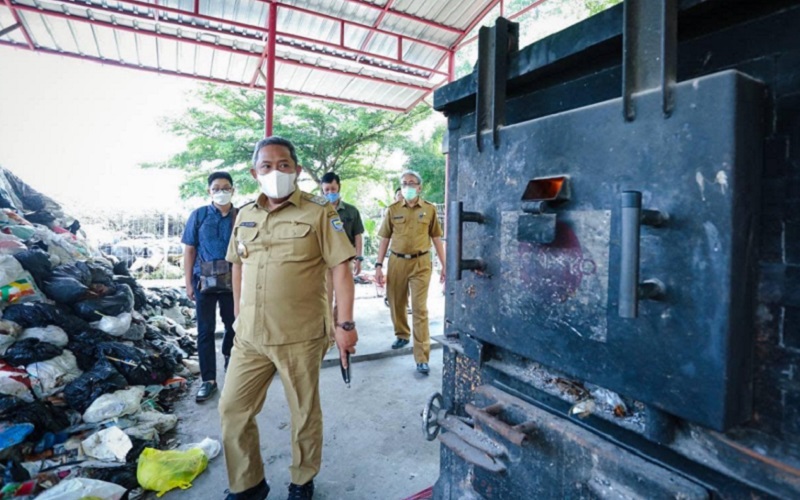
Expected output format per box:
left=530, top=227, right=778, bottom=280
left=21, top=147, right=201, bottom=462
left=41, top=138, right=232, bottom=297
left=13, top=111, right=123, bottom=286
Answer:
left=257, top=284, right=263, bottom=289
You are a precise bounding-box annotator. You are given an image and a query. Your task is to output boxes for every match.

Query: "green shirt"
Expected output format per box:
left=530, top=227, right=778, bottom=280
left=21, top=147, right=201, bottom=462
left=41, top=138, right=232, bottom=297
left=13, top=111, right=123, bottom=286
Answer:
left=335, top=200, right=365, bottom=248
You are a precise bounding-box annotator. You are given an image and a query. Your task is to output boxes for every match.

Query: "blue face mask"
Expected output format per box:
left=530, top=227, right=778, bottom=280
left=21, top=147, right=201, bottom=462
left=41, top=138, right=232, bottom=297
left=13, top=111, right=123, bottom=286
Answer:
left=325, top=192, right=340, bottom=203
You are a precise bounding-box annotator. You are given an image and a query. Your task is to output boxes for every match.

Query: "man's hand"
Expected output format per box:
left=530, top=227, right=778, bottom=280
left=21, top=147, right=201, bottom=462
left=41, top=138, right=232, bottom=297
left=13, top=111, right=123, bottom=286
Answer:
left=375, top=267, right=385, bottom=286
left=186, top=283, right=196, bottom=301
left=335, top=326, right=358, bottom=368
left=439, top=266, right=446, bottom=284
left=353, top=260, right=362, bottom=276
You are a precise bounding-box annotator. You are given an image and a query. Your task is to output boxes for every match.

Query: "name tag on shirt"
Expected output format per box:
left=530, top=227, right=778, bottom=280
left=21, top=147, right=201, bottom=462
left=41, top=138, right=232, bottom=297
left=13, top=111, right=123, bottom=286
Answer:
left=239, top=222, right=257, bottom=227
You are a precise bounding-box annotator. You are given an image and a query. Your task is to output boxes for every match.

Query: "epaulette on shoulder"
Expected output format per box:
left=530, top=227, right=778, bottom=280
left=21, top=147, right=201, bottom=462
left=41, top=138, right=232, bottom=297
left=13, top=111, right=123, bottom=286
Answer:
left=238, top=200, right=257, bottom=210
left=302, top=192, right=329, bottom=206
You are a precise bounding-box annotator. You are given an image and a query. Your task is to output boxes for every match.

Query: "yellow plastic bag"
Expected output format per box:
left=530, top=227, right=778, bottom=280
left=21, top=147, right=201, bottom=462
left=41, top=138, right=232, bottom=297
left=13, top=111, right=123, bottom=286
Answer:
left=136, top=447, right=209, bottom=497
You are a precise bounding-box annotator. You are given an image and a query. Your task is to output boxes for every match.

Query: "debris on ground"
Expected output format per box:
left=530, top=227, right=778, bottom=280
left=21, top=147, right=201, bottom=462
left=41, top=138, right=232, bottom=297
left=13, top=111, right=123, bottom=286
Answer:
left=0, top=167, right=212, bottom=498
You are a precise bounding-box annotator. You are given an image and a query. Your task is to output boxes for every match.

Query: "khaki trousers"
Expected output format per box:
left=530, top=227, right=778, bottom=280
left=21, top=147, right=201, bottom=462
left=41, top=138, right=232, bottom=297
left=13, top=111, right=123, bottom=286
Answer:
left=387, top=253, right=432, bottom=363
left=219, top=334, right=328, bottom=492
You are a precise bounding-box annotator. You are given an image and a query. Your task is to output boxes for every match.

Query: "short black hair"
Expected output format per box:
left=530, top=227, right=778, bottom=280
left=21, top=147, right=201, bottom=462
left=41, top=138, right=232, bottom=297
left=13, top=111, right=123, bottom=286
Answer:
left=252, top=136, right=299, bottom=166
left=208, top=171, right=233, bottom=186
left=320, top=172, right=340, bottom=185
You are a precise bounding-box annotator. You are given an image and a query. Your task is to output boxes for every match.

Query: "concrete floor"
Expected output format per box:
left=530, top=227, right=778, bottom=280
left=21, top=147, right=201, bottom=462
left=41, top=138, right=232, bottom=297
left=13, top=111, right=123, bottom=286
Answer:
left=161, top=283, right=445, bottom=500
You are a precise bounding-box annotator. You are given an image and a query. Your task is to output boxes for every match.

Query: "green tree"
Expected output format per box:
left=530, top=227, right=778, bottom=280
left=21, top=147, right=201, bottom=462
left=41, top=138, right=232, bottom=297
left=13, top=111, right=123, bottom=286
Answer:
left=399, top=125, right=446, bottom=203
left=144, top=85, right=430, bottom=198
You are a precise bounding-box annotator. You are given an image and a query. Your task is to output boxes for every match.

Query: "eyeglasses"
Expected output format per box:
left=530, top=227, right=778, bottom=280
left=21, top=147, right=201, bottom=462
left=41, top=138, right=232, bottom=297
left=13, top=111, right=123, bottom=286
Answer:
left=401, top=182, right=419, bottom=187
left=211, top=188, right=233, bottom=194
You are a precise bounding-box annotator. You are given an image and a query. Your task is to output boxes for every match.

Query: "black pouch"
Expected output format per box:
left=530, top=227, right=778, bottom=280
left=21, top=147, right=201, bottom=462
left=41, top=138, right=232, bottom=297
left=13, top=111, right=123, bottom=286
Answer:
left=199, top=260, right=232, bottom=294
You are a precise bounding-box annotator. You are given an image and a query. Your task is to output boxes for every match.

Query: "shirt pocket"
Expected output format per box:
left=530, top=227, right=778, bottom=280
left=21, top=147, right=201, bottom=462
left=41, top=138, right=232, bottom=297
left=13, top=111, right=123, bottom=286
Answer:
left=234, top=225, right=260, bottom=260
left=272, top=222, right=319, bottom=261
left=391, top=215, right=408, bottom=236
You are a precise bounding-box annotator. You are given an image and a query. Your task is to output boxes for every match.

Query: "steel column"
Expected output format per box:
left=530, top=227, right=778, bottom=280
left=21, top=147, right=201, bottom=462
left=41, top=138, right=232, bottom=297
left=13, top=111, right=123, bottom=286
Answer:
left=265, top=1, right=277, bottom=136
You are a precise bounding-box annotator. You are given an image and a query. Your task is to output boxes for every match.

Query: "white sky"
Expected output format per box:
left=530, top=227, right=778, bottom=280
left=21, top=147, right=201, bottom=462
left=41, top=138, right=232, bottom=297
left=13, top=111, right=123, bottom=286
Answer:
left=0, top=46, right=198, bottom=215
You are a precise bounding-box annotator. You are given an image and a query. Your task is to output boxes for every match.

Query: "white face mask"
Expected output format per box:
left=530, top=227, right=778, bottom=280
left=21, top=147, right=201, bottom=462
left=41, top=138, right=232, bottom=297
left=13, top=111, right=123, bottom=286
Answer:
left=258, top=170, right=297, bottom=199
left=212, top=192, right=233, bottom=205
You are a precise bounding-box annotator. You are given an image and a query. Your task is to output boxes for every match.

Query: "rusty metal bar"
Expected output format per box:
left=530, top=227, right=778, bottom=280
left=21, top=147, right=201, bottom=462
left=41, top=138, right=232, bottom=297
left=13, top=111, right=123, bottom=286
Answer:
left=465, top=403, right=529, bottom=446
left=2, top=0, right=34, bottom=49
left=438, top=432, right=507, bottom=473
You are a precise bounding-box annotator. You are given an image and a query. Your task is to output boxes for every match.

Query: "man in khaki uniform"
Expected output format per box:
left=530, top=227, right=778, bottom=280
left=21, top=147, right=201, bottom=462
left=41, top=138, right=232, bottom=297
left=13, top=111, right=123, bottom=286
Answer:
left=375, top=170, right=446, bottom=375
left=220, top=137, right=357, bottom=500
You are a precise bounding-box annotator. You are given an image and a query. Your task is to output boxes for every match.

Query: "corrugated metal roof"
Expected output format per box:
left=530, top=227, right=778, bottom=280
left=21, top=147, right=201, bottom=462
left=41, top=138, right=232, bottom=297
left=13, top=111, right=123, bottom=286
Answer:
left=0, top=0, right=511, bottom=111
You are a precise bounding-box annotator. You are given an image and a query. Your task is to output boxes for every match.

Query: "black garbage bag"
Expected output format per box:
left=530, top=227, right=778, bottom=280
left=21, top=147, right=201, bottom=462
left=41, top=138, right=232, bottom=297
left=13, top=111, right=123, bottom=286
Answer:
left=85, top=261, right=114, bottom=286
left=8, top=401, right=71, bottom=442
left=42, top=262, right=94, bottom=304
left=12, top=249, right=53, bottom=288
left=23, top=210, right=56, bottom=225
left=85, top=462, right=139, bottom=490
left=96, top=342, right=172, bottom=386
left=66, top=328, right=118, bottom=371
left=0, top=395, right=27, bottom=417
left=3, top=460, right=30, bottom=483
left=1, top=303, right=89, bottom=335
left=149, top=340, right=185, bottom=367
left=177, top=336, right=197, bottom=356
left=72, top=283, right=134, bottom=322
left=113, top=275, right=147, bottom=311
left=144, top=325, right=167, bottom=342
left=112, top=260, right=131, bottom=277
left=2, top=338, right=63, bottom=366
left=63, top=359, right=128, bottom=413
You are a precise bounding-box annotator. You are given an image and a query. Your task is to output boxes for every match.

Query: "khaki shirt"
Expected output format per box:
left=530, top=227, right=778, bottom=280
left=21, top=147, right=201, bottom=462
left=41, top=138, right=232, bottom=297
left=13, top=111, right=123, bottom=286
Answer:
left=378, top=199, right=443, bottom=254
left=226, top=189, right=355, bottom=345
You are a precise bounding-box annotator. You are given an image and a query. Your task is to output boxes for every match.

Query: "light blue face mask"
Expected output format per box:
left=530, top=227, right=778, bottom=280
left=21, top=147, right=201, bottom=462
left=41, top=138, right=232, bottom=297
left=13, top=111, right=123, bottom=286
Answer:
left=324, top=192, right=340, bottom=203
left=401, top=186, right=418, bottom=200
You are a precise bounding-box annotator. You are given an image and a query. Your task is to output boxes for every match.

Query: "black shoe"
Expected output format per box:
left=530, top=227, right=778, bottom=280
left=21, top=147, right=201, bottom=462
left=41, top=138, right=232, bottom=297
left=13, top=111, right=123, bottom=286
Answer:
left=225, top=479, right=269, bottom=500
left=384, top=297, right=390, bottom=307
left=391, top=338, right=410, bottom=349
left=416, top=363, right=430, bottom=375
left=196, top=381, right=217, bottom=402
left=287, top=480, right=314, bottom=500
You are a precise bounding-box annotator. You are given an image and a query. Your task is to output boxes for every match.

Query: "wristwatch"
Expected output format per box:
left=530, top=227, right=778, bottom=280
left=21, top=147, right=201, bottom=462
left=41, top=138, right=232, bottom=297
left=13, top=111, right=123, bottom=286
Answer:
left=337, top=321, right=356, bottom=331
left=375, top=263, right=383, bottom=268
left=355, top=256, right=365, bottom=262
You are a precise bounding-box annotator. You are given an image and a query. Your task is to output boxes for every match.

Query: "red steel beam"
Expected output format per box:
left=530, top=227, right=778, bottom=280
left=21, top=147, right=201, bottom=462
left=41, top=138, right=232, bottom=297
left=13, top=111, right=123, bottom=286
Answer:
left=2, top=0, right=35, bottom=49
left=265, top=1, right=277, bottom=135
left=38, top=0, right=446, bottom=79
left=0, top=40, right=409, bottom=112
left=8, top=2, right=431, bottom=91
left=342, top=0, right=463, bottom=34
left=430, top=0, right=501, bottom=73
left=357, top=0, right=396, bottom=54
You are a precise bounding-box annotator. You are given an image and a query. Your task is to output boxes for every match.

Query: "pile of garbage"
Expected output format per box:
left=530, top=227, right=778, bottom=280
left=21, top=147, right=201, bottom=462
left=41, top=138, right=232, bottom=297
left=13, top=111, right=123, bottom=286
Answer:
left=0, top=168, right=214, bottom=498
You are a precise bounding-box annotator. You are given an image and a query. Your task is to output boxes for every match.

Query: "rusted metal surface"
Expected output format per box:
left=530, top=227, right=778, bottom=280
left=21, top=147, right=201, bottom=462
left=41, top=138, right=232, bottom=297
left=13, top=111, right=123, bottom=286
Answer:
left=438, top=432, right=507, bottom=474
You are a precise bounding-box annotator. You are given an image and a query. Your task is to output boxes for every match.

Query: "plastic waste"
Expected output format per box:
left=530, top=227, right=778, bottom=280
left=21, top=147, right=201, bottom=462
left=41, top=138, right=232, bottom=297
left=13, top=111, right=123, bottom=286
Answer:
left=8, top=401, right=70, bottom=441
left=0, top=319, right=22, bottom=355
left=26, top=350, right=82, bottom=397
left=0, top=423, right=34, bottom=452
left=0, top=362, right=33, bottom=402
left=136, top=447, right=209, bottom=497
left=0, top=255, right=44, bottom=304
left=90, top=312, right=132, bottom=337
left=36, top=477, right=126, bottom=500
left=11, top=248, right=53, bottom=287
left=63, top=359, right=127, bottom=413
left=83, top=386, right=145, bottom=424
left=124, top=411, right=178, bottom=441
left=3, top=338, right=63, bottom=366
left=178, top=437, right=221, bottom=460
left=18, top=325, right=69, bottom=347
left=96, top=342, right=172, bottom=386
left=182, top=359, right=201, bottom=375
left=81, top=426, right=133, bottom=462
left=72, top=283, right=134, bottom=322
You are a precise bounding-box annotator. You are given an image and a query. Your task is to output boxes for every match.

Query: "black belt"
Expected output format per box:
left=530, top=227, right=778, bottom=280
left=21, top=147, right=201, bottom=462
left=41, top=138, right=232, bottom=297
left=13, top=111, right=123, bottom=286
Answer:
left=391, top=250, right=429, bottom=259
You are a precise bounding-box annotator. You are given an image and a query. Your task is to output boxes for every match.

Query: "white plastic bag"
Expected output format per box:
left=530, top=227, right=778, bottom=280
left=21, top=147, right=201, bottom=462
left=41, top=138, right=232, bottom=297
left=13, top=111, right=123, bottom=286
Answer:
left=0, top=255, right=44, bottom=305
left=0, top=369, right=34, bottom=402
left=81, top=426, right=133, bottom=462
left=125, top=411, right=178, bottom=441
left=36, top=477, right=126, bottom=500
left=83, top=386, right=145, bottom=424
left=18, top=325, right=69, bottom=347
left=26, top=350, right=82, bottom=397
left=90, top=312, right=132, bottom=337
left=178, top=437, right=221, bottom=460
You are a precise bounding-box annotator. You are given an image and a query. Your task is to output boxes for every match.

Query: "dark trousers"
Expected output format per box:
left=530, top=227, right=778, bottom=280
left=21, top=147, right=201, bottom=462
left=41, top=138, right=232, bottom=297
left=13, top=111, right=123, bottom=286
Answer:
left=194, top=277, right=236, bottom=382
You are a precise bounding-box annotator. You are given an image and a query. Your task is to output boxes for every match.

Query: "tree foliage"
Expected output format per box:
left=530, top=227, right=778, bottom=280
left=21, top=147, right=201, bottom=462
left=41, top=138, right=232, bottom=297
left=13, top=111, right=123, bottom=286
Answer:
left=144, top=85, right=430, bottom=198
